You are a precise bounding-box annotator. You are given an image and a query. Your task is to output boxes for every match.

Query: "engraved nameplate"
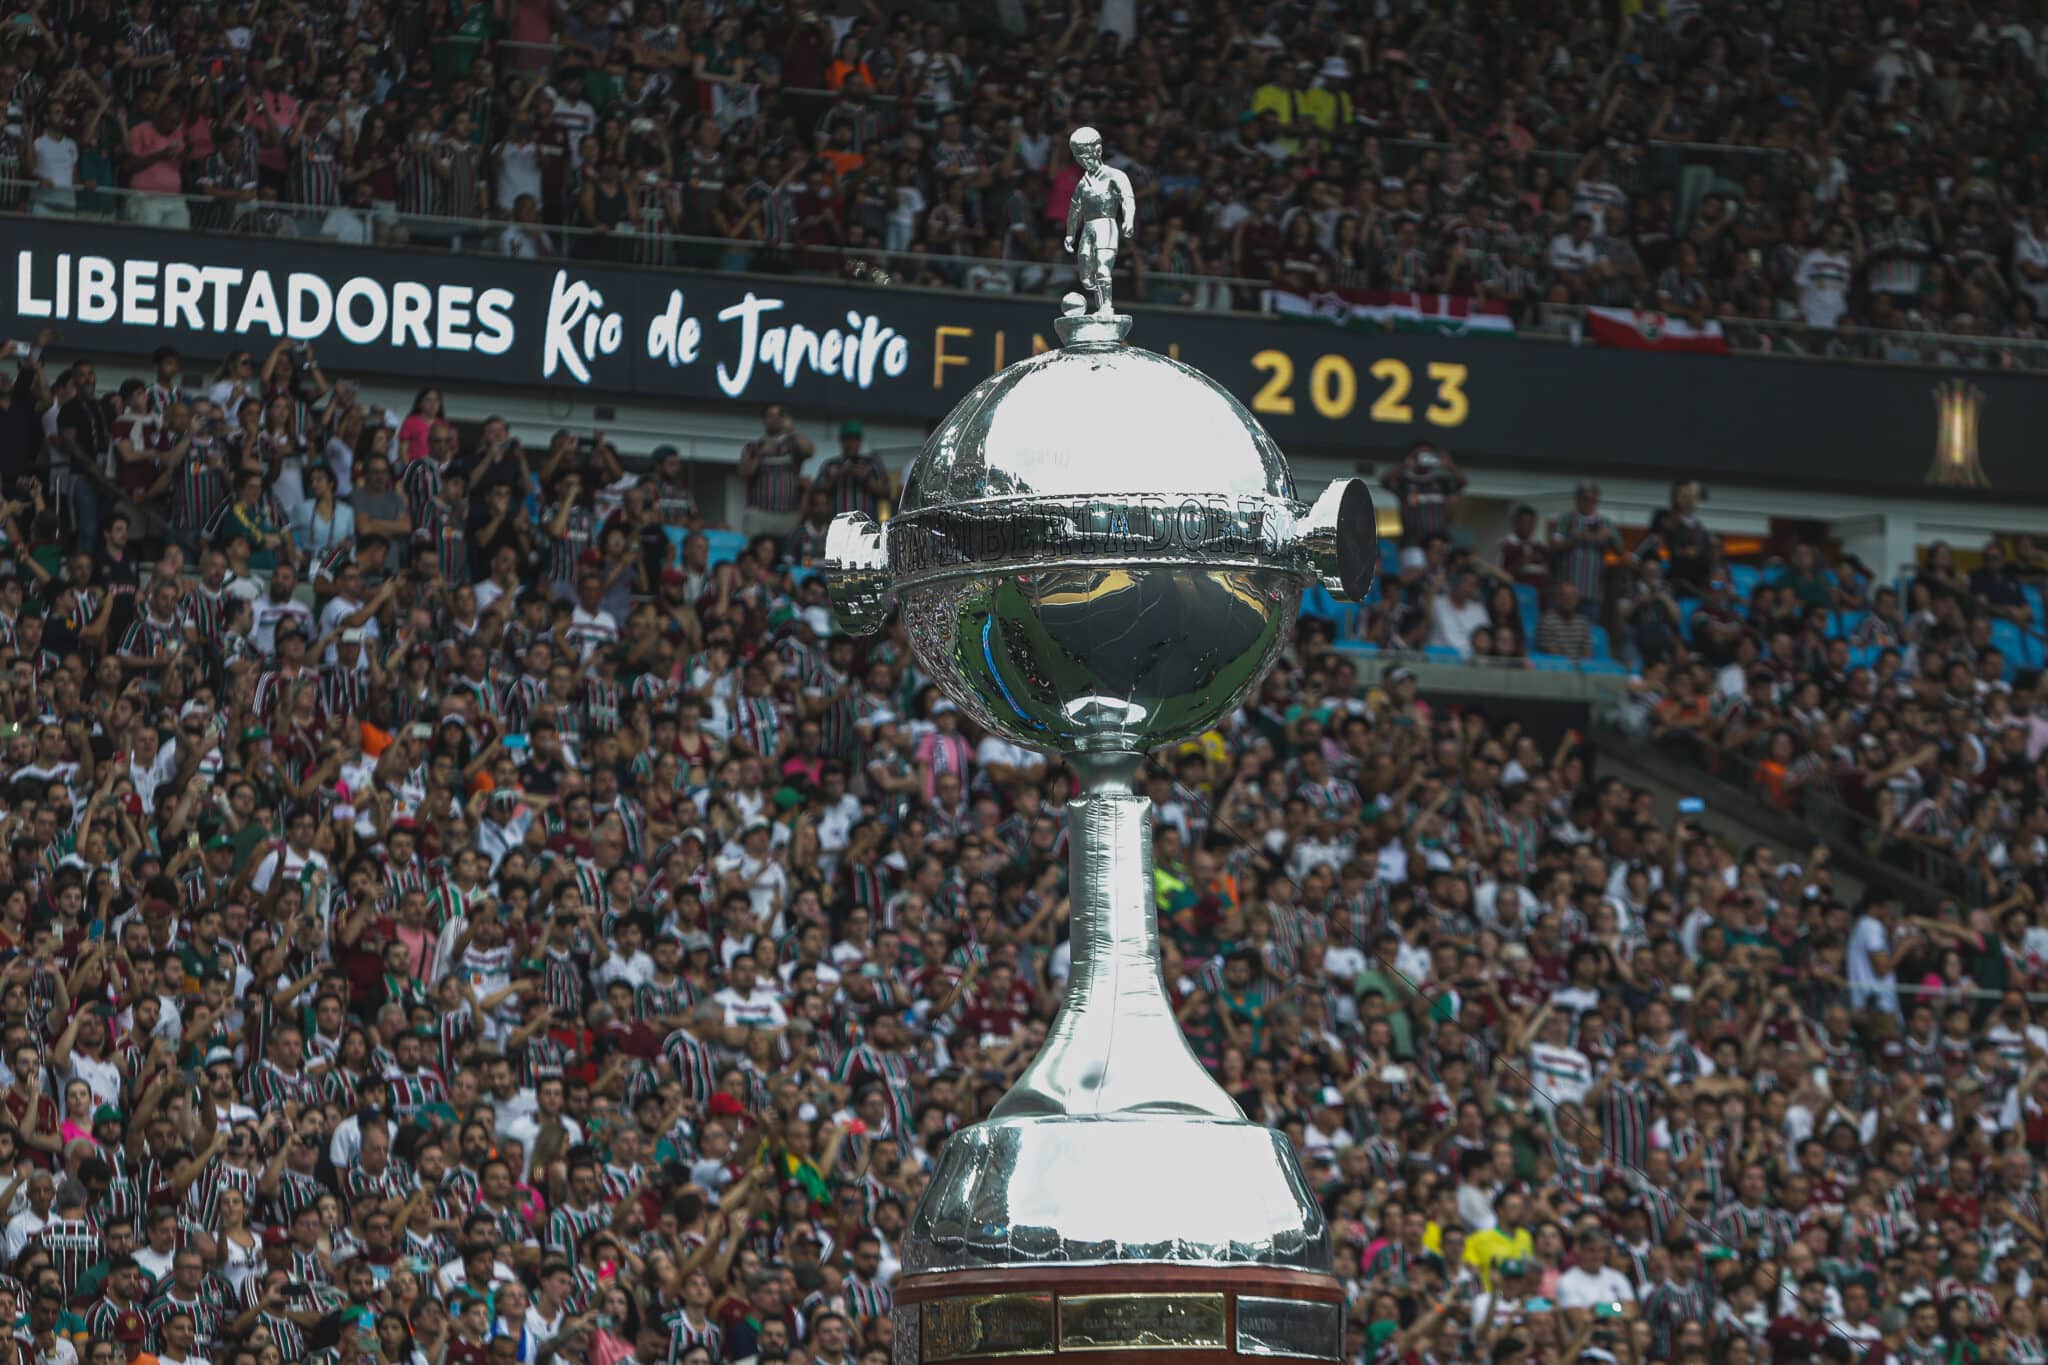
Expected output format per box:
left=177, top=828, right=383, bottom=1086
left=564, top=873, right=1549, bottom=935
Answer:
left=1058, top=1294, right=1228, bottom=1351
left=1234, top=1297, right=1343, bottom=1360
left=921, top=1295, right=1057, bottom=1361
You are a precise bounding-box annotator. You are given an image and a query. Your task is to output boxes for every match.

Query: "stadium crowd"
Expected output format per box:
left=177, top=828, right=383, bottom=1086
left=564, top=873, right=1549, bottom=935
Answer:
left=7, top=0, right=2048, bottom=351
left=0, top=303, right=2042, bottom=1365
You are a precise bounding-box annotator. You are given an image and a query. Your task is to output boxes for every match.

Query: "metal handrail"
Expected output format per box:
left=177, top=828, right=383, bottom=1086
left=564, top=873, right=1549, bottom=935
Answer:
left=16, top=174, right=2046, bottom=373
left=0, top=177, right=1266, bottom=300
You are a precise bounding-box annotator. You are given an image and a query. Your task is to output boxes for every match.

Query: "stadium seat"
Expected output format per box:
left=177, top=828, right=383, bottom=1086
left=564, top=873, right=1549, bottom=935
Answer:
left=1529, top=653, right=1576, bottom=672
left=1990, top=620, right=2026, bottom=679
left=1588, top=624, right=1612, bottom=659
left=1676, top=596, right=1700, bottom=642
left=1728, top=564, right=1762, bottom=598
left=1580, top=658, right=1629, bottom=676
left=1301, top=584, right=1342, bottom=622
left=1424, top=645, right=1464, bottom=663
left=1831, top=610, right=1868, bottom=641
left=1513, top=584, right=1539, bottom=642
left=1379, top=538, right=1400, bottom=583
left=702, top=528, right=748, bottom=566
left=2027, top=584, right=2045, bottom=630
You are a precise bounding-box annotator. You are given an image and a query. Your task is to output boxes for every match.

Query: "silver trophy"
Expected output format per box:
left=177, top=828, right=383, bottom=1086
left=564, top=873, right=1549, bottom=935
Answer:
left=825, top=127, right=1376, bottom=1364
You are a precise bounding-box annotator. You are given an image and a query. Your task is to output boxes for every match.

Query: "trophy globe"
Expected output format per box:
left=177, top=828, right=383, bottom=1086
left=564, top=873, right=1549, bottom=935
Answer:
left=825, top=127, right=1377, bottom=1365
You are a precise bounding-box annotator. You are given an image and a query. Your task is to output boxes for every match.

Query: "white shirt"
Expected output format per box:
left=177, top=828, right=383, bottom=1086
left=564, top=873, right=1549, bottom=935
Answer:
left=564, top=605, right=620, bottom=660
left=1847, top=913, right=1896, bottom=1013
left=974, top=735, right=1046, bottom=779
left=2015, top=226, right=2048, bottom=315
left=1557, top=1263, right=1636, bottom=1311
left=1547, top=233, right=1597, bottom=275
left=715, top=846, right=788, bottom=923
left=494, top=139, right=542, bottom=210
left=1429, top=594, right=1491, bottom=657
left=1794, top=248, right=1854, bottom=328
left=1526, top=1041, right=1593, bottom=1111
left=712, top=984, right=788, bottom=1030
left=503, top=1111, right=584, bottom=1180
left=251, top=598, right=314, bottom=654
left=251, top=843, right=329, bottom=895
left=32, top=132, right=79, bottom=189
left=4, top=1207, right=52, bottom=1259
left=317, top=594, right=381, bottom=661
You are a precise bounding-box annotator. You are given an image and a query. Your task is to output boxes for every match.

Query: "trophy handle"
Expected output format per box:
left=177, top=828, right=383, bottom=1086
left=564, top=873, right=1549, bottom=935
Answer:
left=1299, top=478, right=1378, bottom=600
left=824, top=512, right=891, bottom=635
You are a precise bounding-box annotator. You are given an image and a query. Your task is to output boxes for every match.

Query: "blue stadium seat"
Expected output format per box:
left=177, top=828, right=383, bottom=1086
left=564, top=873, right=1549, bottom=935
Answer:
left=702, top=529, right=748, bottom=566
left=1830, top=610, right=1868, bottom=640
left=1379, top=538, right=1400, bottom=582
left=2027, top=584, right=2045, bottom=630
left=1729, top=564, right=1762, bottom=598
left=1588, top=624, right=1612, bottom=659
left=1513, top=584, right=1539, bottom=641
left=1424, top=645, right=1464, bottom=663
left=1990, top=620, right=2026, bottom=679
left=1529, top=653, right=1576, bottom=672
left=1301, top=584, right=1341, bottom=622
left=1676, top=596, right=1700, bottom=642
left=1847, top=644, right=1878, bottom=671
left=1581, top=658, right=1629, bottom=676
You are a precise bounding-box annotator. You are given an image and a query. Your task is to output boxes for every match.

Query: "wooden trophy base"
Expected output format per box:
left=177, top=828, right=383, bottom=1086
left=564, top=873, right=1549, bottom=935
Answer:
left=892, top=1263, right=1344, bottom=1365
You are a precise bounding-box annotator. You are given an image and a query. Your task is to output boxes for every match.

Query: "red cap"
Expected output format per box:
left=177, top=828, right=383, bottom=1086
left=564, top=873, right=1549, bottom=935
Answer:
left=262, top=1226, right=290, bottom=1247
left=708, top=1092, right=747, bottom=1118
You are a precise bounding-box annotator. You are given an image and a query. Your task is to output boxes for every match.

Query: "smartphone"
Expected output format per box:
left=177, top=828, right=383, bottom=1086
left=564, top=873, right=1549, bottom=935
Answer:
left=1676, top=796, right=1705, bottom=815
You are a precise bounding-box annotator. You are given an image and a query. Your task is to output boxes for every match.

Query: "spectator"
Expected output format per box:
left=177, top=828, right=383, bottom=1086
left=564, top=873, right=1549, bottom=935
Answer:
left=120, top=95, right=186, bottom=228
left=812, top=421, right=888, bottom=519
left=1546, top=483, right=1620, bottom=614
left=1495, top=503, right=1548, bottom=594
left=736, top=403, right=813, bottom=541
left=1381, top=443, right=1465, bottom=571
left=1428, top=569, right=1490, bottom=659
left=1536, top=582, right=1594, bottom=659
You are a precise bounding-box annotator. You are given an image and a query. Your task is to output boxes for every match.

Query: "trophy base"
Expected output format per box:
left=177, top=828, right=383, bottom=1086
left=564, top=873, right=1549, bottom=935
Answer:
left=893, top=1263, right=1344, bottom=1365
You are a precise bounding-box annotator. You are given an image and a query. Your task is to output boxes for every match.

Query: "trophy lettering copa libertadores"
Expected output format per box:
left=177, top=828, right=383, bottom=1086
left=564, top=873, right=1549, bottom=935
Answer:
left=825, top=127, right=1378, bottom=1365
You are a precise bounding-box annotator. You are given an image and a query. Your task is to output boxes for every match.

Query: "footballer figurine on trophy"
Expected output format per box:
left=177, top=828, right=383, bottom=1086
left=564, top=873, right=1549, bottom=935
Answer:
left=1061, top=125, right=1136, bottom=320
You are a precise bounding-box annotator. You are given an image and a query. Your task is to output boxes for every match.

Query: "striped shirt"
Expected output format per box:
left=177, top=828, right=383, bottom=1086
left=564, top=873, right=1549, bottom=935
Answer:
left=402, top=457, right=447, bottom=526
left=146, top=1289, right=229, bottom=1356
left=119, top=610, right=184, bottom=661
left=179, top=583, right=227, bottom=640
left=291, top=121, right=344, bottom=208
left=666, top=1312, right=721, bottom=1364
left=663, top=1028, right=719, bottom=1103
left=540, top=503, right=596, bottom=587
left=740, top=434, right=807, bottom=514
left=1547, top=510, right=1617, bottom=599
left=1710, top=1200, right=1798, bottom=1259
left=1598, top=1079, right=1653, bottom=1171
left=544, top=1200, right=609, bottom=1261
left=1642, top=1279, right=1708, bottom=1359
left=29, top=1215, right=100, bottom=1298
left=844, top=1272, right=892, bottom=1322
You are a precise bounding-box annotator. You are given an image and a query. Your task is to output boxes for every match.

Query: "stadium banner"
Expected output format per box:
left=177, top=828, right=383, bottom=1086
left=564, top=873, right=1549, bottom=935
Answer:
left=7, top=218, right=2048, bottom=499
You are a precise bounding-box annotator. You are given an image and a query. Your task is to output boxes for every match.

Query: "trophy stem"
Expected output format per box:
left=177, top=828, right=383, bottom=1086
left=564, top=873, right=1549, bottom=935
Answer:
left=990, top=751, right=1242, bottom=1122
